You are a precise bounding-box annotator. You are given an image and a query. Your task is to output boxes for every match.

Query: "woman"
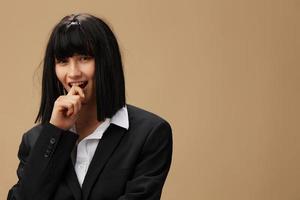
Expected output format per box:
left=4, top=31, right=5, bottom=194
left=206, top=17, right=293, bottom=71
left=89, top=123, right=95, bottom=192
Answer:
left=8, top=13, right=172, bottom=200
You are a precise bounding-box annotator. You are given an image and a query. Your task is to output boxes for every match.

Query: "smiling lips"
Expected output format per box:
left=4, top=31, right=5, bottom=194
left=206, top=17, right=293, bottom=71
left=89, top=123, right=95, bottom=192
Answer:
left=68, top=81, right=88, bottom=89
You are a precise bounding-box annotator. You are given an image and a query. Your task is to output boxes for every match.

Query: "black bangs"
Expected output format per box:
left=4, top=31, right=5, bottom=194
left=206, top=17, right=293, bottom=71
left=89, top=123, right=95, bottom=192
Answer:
left=53, top=24, right=94, bottom=60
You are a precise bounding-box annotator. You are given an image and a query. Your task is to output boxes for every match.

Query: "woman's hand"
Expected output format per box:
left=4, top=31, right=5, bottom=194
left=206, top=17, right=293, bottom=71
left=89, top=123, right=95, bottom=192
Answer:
left=49, top=86, right=85, bottom=130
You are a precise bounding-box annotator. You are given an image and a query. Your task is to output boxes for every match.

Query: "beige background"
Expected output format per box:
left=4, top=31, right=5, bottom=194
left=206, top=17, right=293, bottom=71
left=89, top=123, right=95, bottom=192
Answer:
left=0, top=0, right=299, bottom=199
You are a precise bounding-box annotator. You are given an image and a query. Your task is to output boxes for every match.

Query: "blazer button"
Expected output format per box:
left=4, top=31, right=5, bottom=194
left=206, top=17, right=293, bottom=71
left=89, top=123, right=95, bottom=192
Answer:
left=50, top=138, right=56, bottom=144
left=44, top=153, right=49, bottom=158
left=48, top=144, right=53, bottom=150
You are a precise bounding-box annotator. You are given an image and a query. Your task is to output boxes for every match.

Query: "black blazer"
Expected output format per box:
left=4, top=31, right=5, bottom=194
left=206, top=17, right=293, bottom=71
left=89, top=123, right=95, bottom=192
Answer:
left=7, top=105, right=172, bottom=200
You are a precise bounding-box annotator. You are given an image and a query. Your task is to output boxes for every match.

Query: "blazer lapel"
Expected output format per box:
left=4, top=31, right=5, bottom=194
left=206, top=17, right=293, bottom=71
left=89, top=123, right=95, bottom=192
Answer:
left=82, top=124, right=126, bottom=200
left=65, top=160, right=82, bottom=200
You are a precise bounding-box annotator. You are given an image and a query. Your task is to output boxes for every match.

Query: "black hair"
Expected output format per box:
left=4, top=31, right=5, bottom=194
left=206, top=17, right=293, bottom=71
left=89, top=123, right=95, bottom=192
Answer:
left=35, top=13, right=126, bottom=124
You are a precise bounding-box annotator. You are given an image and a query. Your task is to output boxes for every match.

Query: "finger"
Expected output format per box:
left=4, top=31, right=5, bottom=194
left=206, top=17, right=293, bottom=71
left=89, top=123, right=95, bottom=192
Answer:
left=58, top=96, right=81, bottom=117
left=66, top=106, right=74, bottom=117
left=58, top=100, right=74, bottom=117
left=69, top=98, right=80, bottom=116
left=67, top=86, right=85, bottom=103
left=66, top=96, right=82, bottom=115
left=75, top=97, right=82, bottom=113
left=67, top=85, right=85, bottom=100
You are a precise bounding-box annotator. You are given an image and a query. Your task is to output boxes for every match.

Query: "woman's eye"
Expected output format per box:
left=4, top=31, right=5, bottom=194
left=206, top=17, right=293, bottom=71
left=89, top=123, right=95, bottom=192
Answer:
left=80, top=56, right=91, bottom=61
left=56, top=59, right=68, bottom=65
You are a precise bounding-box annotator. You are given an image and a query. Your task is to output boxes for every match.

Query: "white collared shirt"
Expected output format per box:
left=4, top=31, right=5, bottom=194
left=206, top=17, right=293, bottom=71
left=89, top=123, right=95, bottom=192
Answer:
left=70, top=106, right=129, bottom=187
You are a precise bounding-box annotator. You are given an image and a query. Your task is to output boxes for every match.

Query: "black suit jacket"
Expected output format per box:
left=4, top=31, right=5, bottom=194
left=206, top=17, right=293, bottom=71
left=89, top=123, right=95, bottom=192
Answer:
left=7, top=105, right=172, bottom=200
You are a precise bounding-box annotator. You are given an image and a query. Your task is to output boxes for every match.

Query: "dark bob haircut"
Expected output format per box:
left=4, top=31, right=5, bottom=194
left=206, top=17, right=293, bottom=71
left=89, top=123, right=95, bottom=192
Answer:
left=35, top=13, right=126, bottom=124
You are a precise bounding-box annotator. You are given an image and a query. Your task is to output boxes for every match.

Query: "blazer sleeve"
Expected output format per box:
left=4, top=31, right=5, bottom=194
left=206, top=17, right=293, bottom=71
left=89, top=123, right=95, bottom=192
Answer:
left=118, top=121, right=173, bottom=200
left=7, top=123, right=78, bottom=200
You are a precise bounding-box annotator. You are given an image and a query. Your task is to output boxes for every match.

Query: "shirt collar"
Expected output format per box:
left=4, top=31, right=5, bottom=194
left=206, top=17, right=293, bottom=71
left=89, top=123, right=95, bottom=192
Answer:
left=110, top=105, right=129, bottom=130
left=70, top=105, right=129, bottom=141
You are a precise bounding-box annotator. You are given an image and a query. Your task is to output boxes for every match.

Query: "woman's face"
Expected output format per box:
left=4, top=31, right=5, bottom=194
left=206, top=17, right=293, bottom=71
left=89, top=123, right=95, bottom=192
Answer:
left=55, top=54, right=96, bottom=105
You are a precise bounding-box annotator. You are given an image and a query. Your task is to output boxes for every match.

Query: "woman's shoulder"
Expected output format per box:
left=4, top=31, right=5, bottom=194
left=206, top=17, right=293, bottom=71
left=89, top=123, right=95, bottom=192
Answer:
left=125, top=104, right=172, bottom=144
left=126, top=104, right=171, bottom=129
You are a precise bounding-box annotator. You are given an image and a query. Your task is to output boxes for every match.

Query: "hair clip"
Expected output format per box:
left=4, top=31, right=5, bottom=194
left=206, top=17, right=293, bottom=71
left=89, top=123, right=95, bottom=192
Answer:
left=69, top=21, right=80, bottom=26
left=66, top=20, right=81, bottom=29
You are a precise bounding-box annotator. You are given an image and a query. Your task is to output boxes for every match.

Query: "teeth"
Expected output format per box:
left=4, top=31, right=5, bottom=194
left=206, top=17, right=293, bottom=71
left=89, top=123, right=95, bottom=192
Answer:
left=70, top=81, right=85, bottom=86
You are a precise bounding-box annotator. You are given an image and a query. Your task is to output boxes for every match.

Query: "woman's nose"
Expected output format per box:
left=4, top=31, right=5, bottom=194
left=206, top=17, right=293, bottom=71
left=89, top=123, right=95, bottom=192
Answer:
left=68, top=62, right=82, bottom=78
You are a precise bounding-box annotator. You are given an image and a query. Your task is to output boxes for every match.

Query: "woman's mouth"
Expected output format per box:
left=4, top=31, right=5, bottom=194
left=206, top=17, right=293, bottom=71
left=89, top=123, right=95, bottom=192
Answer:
left=68, top=81, right=88, bottom=89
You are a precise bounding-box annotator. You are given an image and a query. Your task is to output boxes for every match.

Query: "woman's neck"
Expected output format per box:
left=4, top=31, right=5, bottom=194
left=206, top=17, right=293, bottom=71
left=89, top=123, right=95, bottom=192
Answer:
left=75, top=102, right=102, bottom=141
